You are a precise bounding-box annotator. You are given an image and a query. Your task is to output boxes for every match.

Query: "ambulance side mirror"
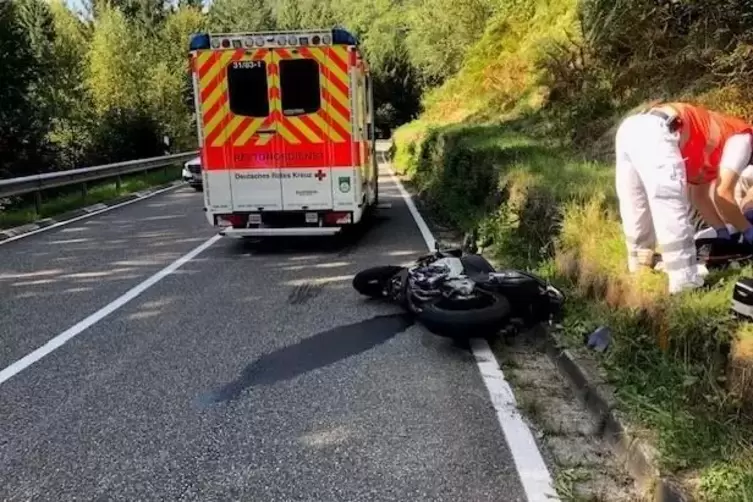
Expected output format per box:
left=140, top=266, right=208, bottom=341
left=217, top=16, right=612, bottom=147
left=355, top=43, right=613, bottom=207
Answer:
left=367, top=123, right=374, bottom=140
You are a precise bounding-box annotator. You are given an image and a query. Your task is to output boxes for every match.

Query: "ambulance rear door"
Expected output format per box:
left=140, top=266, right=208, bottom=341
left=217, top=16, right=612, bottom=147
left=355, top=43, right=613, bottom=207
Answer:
left=272, top=46, right=343, bottom=211
left=224, top=51, right=283, bottom=211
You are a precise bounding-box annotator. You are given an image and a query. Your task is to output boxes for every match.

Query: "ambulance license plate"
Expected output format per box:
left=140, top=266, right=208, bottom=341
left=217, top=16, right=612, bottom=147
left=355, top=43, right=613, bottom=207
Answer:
left=248, top=214, right=262, bottom=226
left=305, top=212, right=318, bottom=224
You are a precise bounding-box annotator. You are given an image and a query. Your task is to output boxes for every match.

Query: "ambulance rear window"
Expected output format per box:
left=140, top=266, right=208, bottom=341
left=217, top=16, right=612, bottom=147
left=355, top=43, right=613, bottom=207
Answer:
left=227, top=60, right=269, bottom=117
left=280, top=59, right=321, bottom=116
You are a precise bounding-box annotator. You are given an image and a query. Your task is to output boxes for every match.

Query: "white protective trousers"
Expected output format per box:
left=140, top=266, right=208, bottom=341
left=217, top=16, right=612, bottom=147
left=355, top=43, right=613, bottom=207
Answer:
left=615, top=113, right=703, bottom=293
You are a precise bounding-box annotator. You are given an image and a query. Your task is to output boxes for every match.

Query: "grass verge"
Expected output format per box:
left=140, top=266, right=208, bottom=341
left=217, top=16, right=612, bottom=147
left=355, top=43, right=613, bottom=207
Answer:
left=0, top=166, right=183, bottom=230
left=393, top=116, right=753, bottom=501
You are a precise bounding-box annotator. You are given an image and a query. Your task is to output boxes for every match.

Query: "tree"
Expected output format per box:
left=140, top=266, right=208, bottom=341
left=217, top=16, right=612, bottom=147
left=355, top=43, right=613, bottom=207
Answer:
left=406, top=0, right=496, bottom=84
left=207, top=0, right=274, bottom=32
left=150, top=5, right=207, bottom=150
left=85, top=4, right=168, bottom=161
left=90, top=0, right=168, bottom=29
left=0, top=0, right=55, bottom=177
left=87, top=5, right=149, bottom=114
left=46, top=0, right=95, bottom=168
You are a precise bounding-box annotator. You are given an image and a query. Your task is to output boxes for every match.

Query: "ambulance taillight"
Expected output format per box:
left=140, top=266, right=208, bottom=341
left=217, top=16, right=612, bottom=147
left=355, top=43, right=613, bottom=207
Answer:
left=324, top=212, right=352, bottom=225
left=216, top=214, right=246, bottom=228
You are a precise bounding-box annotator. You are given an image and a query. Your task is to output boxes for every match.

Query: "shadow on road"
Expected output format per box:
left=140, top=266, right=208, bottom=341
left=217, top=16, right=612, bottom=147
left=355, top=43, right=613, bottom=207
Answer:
left=197, top=313, right=414, bottom=406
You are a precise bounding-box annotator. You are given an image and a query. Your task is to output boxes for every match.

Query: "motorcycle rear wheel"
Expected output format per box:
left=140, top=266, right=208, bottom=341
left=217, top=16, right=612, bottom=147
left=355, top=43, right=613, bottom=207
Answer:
left=352, top=266, right=405, bottom=298
left=416, top=290, right=511, bottom=338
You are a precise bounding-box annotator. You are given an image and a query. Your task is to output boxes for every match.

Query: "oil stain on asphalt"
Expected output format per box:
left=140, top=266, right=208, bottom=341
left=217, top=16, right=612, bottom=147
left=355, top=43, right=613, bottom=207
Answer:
left=197, top=313, right=414, bottom=406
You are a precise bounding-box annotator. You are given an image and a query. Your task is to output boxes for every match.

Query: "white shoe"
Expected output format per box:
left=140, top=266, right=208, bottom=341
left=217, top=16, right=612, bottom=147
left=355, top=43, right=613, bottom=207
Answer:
left=697, top=263, right=710, bottom=278
left=668, top=275, right=705, bottom=294
left=658, top=262, right=709, bottom=276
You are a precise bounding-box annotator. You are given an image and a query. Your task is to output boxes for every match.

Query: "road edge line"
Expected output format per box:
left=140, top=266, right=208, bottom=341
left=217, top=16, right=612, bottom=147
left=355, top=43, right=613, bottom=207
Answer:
left=386, top=165, right=561, bottom=502
left=0, top=181, right=186, bottom=247
left=0, top=234, right=222, bottom=386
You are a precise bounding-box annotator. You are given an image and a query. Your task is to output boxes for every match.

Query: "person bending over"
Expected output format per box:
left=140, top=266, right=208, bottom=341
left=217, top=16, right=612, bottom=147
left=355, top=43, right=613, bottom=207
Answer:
left=614, top=102, right=753, bottom=293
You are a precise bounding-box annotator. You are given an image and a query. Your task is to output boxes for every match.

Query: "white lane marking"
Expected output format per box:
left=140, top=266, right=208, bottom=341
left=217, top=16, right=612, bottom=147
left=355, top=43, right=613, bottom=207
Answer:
left=0, top=234, right=222, bottom=386
left=470, top=339, right=560, bottom=501
left=0, top=183, right=185, bottom=247
left=386, top=169, right=436, bottom=251
left=386, top=166, right=560, bottom=502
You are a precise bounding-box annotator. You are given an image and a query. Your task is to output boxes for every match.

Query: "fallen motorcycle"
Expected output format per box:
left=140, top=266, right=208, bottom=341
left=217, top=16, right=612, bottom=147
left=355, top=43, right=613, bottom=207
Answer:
left=695, top=235, right=753, bottom=269
left=352, top=246, right=565, bottom=338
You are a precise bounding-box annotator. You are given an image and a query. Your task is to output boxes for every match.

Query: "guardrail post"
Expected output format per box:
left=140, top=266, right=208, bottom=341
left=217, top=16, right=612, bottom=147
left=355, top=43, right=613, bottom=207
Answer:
left=81, top=182, right=87, bottom=200
left=34, top=191, right=42, bottom=216
left=115, top=175, right=122, bottom=193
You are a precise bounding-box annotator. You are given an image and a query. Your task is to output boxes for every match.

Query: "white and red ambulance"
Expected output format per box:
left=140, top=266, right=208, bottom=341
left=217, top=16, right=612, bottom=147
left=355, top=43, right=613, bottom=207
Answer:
left=187, top=28, right=378, bottom=237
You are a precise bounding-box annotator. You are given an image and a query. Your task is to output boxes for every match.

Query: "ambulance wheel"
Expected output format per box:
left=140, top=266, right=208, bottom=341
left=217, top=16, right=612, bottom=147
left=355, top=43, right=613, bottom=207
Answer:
left=360, top=199, right=378, bottom=227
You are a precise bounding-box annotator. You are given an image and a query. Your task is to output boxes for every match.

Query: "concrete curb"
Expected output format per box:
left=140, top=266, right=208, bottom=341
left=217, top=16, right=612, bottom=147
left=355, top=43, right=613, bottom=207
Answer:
left=0, top=180, right=185, bottom=243
left=541, top=329, right=692, bottom=502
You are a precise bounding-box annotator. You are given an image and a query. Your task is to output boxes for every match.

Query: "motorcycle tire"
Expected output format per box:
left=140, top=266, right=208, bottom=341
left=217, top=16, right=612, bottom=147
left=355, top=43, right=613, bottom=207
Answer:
left=416, top=291, right=511, bottom=338
left=352, top=266, right=405, bottom=298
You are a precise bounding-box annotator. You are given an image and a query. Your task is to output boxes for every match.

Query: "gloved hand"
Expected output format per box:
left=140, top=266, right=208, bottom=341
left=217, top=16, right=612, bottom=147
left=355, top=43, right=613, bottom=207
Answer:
left=716, top=227, right=731, bottom=240
left=744, top=227, right=753, bottom=245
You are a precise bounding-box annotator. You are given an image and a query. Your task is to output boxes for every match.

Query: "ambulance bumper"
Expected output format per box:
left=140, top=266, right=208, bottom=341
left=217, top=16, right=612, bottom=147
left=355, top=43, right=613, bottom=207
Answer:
left=219, top=227, right=342, bottom=237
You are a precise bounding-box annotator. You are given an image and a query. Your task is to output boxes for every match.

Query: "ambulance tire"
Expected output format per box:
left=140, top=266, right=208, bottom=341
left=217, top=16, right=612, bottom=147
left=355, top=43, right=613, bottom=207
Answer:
left=359, top=197, right=378, bottom=228
left=352, top=265, right=404, bottom=298
left=416, top=291, right=511, bottom=338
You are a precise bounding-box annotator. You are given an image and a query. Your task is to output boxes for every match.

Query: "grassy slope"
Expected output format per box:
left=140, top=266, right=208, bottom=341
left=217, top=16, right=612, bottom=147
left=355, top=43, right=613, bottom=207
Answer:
left=393, top=3, right=753, bottom=500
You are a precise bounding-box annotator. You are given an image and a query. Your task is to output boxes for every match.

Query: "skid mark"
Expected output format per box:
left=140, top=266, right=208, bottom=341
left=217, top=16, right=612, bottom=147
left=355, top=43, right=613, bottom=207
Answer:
left=287, top=282, right=325, bottom=305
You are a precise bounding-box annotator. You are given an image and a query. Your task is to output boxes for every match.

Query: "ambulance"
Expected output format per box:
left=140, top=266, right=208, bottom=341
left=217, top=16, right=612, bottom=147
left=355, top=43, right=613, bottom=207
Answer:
left=187, top=28, right=378, bottom=237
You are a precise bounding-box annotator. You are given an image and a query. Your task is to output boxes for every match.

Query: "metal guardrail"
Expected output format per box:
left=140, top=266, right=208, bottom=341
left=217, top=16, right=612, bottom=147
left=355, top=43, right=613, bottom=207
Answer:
left=0, top=152, right=198, bottom=211
left=0, top=142, right=393, bottom=213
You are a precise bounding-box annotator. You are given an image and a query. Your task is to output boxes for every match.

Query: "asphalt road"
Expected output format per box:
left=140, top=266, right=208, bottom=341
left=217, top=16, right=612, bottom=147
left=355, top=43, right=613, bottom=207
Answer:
left=0, top=169, right=529, bottom=501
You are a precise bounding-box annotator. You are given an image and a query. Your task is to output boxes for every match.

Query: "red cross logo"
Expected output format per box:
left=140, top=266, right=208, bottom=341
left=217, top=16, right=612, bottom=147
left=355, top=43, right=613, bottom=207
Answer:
left=315, top=169, right=326, bottom=181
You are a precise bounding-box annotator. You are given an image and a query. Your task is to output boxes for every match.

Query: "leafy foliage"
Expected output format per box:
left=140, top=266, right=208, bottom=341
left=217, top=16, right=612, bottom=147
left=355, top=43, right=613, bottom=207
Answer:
left=10, top=0, right=753, bottom=181
left=0, top=0, right=56, bottom=178
left=1, top=0, right=496, bottom=180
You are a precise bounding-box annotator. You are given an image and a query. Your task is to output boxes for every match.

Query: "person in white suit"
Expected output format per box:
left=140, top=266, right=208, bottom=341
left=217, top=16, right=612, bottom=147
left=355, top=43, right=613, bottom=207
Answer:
left=615, top=102, right=753, bottom=294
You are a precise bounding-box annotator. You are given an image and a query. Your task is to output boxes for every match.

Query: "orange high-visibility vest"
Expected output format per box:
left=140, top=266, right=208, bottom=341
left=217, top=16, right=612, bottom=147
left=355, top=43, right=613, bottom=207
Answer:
left=654, top=103, right=753, bottom=184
